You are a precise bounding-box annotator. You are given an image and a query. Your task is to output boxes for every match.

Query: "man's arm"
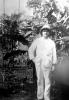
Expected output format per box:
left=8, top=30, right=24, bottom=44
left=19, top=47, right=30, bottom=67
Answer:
left=52, top=42, right=57, bottom=64
left=28, top=39, right=37, bottom=62
left=52, top=42, right=57, bottom=71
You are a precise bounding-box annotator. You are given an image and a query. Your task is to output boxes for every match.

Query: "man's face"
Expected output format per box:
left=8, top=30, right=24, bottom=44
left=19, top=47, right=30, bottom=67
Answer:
left=42, top=30, right=49, bottom=38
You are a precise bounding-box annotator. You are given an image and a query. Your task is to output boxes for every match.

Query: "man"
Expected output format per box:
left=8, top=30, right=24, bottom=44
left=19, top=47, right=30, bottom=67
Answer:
left=28, top=24, right=57, bottom=100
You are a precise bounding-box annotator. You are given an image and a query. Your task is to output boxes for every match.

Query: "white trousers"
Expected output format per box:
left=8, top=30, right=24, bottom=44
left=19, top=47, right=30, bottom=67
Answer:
left=35, top=59, right=51, bottom=100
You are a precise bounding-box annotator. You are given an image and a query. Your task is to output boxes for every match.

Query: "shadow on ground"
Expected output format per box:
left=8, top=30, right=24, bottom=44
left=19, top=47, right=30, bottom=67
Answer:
left=0, top=81, right=69, bottom=100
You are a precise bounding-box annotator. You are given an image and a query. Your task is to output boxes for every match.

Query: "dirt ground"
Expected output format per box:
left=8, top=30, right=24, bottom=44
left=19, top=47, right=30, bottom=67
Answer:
left=0, top=81, right=69, bottom=100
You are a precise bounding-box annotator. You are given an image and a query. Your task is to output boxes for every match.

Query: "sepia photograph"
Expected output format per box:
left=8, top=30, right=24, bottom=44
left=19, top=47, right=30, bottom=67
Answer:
left=0, top=0, right=69, bottom=100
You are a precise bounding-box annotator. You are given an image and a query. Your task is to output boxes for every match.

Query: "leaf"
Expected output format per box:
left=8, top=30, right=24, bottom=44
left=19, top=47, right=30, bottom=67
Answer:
left=3, top=50, right=27, bottom=60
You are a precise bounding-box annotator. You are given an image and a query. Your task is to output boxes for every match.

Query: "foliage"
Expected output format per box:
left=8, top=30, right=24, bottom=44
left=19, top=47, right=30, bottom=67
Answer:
left=0, top=0, right=69, bottom=93
left=27, top=0, right=42, bottom=17
left=0, top=13, right=32, bottom=91
left=27, top=0, right=42, bottom=8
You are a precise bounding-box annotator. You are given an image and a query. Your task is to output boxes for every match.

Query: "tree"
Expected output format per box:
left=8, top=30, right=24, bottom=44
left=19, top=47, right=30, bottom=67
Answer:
left=27, top=0, right=42, bottom=17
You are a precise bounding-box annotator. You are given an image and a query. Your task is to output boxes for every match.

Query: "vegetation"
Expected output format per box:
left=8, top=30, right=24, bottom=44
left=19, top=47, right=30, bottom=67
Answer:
left=0, top=0, right=69, bottom=96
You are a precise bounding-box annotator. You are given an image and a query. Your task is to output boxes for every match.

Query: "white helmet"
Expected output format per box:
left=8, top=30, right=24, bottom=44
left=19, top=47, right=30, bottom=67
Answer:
left=40, top=24, right=50, bottom=34
left=42, top=24, right=50, bottom=29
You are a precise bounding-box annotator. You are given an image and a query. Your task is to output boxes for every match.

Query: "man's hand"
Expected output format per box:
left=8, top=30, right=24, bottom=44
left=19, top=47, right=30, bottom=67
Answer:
left=51, top=65, right=55, bottom=71
left=32, top=58, right=36, bottom=63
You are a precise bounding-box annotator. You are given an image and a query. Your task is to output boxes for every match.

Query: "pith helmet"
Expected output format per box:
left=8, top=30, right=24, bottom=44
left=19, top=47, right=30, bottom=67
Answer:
left=40, top=24, right=51, bottom=34
left=42, top=24, right=50, bottom=29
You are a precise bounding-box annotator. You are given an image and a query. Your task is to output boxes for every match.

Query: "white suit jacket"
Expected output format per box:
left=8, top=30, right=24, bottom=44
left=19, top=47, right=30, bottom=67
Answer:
left=28, top=37, right=57, bottom=66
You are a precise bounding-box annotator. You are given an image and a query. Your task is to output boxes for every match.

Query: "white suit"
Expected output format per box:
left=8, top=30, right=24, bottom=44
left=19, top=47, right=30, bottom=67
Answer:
left=28, top=37, right=57, bottom=100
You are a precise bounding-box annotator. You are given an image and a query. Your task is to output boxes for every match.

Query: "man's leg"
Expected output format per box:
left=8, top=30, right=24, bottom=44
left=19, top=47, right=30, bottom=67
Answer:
left=42, top=67, right=51, bottom=100
left=35, top=62, right=44, bottom=100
